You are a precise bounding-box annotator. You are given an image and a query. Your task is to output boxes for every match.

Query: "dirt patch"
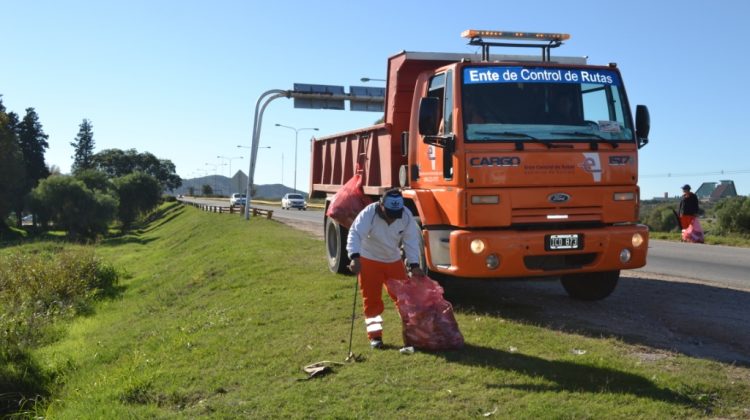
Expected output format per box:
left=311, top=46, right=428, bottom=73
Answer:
left=282, top=217, right=750, bottom=366
left=277, top=219, right=323, bottom=240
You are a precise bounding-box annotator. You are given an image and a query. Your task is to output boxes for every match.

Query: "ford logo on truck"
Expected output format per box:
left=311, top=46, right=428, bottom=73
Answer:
left=548, top=193, right=570, bottom=203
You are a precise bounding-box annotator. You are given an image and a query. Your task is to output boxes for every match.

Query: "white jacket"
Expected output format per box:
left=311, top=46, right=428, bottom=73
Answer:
left=346, top=202, right=421, bottom=265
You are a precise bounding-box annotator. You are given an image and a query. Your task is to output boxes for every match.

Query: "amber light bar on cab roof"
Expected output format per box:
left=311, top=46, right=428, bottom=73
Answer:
left=461, top=29, right=570, bottom=42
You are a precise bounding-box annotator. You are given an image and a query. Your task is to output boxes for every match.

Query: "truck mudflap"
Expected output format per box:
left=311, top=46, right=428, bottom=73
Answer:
left=426, top=224, right=648, bottom=278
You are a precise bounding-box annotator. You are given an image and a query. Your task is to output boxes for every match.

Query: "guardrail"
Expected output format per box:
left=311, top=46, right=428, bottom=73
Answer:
left=250, top=207, right=274, bottom=219
left=180, top=200, right=274, bottom=219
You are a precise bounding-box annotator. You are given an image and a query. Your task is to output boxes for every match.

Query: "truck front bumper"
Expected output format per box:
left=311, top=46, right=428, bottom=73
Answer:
left=425, top=224, right=649, bottom=278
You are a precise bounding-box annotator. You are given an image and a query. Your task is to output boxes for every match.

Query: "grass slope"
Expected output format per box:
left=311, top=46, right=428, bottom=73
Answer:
left=30, top=203, right=750, bottom=418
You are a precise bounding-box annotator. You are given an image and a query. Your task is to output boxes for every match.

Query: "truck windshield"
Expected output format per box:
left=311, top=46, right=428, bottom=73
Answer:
left=461, top=66, right=634, bottom=143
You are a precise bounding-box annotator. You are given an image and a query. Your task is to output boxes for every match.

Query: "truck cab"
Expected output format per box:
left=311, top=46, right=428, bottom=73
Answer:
left=312, top=30, right=650, bottom=300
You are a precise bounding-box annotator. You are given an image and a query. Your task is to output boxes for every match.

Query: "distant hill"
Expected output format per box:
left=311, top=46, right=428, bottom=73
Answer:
left=174, top=171, right=307, bottom=199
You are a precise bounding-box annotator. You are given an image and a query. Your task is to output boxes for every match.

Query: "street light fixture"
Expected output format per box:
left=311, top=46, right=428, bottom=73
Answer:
left=205, top=162, right=221, bottom=194
left=218, top=155, right=244, bottom=193
left=360, top=77, right=386, bottom=82
left=274, top=124, right=318, bottom=193
left=217, top=155, right=243, bottom=178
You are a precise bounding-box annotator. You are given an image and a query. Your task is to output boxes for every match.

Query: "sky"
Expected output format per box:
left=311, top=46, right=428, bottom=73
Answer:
left=2, top=0, right=750, bottom=199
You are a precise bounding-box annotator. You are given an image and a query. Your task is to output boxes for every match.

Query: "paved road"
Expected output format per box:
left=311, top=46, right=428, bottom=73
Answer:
left=636, top=239, right=750, bottom=290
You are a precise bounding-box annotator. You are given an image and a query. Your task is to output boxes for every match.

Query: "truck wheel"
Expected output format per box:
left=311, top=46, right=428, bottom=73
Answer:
left=560, top=270, right=620, bottom=301
left=325, top=217, right=351, bottom=274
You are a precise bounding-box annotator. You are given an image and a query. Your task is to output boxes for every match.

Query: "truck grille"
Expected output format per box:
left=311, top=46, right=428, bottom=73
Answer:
left=512, top=206, right=602, bottom=224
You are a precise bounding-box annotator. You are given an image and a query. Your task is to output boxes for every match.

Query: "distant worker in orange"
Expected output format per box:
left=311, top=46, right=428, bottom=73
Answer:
left=678, top=184, right=700, bottom=229
left=346, top=189, right=424, bottom=349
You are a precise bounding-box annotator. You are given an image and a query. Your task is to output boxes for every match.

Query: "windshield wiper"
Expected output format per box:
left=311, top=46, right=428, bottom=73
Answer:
left=475, top=131, right=572, bottom=149
left=551, top=131, right=619, bottom=148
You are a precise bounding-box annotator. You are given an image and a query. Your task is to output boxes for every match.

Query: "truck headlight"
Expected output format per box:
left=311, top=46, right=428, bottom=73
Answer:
left=632, top=233, right=644, bottom=247
left=470, top=239, right=486, bottom=254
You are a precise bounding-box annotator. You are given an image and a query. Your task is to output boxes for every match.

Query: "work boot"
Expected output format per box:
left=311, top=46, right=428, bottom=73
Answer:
left=369, top=338, right=383, bottom=349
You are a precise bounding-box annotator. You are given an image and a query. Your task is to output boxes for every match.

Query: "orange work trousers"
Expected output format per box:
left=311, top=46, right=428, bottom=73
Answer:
left=358, top=256, right=408, bottom=340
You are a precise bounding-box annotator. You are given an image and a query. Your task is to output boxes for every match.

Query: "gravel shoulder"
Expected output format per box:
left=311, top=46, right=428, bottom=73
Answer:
left=458, top=270, right=750, bottom=366
left=280, top=216, right=750, bottom=366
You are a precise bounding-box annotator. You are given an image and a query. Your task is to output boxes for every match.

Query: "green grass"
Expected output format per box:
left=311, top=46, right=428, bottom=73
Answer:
left=7, top=202, right=748, bottom=418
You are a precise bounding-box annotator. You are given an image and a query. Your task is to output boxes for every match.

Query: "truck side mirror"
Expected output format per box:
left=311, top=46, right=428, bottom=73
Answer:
left=418, top=97, right=440, bottom=136
left=635, top=105, right=650, bottom=148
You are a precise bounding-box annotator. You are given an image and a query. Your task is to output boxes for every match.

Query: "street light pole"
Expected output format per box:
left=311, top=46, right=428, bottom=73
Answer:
left=217, top=155, right=243, bottom=178
left=237, top=145, right=270, bottom=197
left=218, top=155, right=244, bottom=193
left=205, top=162, right=219, bottom=194
left=275, top=124, right=318, bottom=194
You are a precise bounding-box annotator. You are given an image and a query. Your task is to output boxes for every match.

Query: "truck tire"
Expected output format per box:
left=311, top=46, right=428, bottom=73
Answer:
left=560, top=270, right=619, bottom=301
left=325, top=217, right=351, bottom=274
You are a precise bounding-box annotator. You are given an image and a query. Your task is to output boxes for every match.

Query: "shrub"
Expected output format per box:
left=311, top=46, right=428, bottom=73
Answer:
left=641, top=203, right=680, bottom=232
left=114, top=172, right=161, bottom=229
left=30, top=175, right=117, bottom=239
left=715, top=196, right=750, bottom=235
left=0, top=247, right=118, bottom=357
left=0, top=247, right=118, bottom=415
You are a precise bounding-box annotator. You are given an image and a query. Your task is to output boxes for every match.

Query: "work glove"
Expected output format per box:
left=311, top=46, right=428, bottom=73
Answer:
left=348, top=257, right=361, bottom=275
left=408, top=264, right=425, bottom=278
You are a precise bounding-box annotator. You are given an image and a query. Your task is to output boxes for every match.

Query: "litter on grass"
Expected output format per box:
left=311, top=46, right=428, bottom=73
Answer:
left=399, top=346, right=415, bottom=355
left=299, top=361, right=345, bottom=380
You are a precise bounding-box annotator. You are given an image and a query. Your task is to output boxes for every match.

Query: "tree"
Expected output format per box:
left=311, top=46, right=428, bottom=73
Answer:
left=30, top=175, right=117, bottom=239
left=91, top=148, right=136, bottom=177
left=13, top=107, right=50, bottom=226
left=92, top=148, right=182, bottom=191
left=202, top=184, right=213, bottom=196
left=76, top=169, right=111, bottom=193
left=114, top=172, right=161, bottom=229
left=0, top=97, right=25, bottom=232
left=71, top=119, right=95, bottom=174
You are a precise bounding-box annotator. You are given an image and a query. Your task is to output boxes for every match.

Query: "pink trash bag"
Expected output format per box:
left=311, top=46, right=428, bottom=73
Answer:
left=386, top=275, right=464, bottom=351
left=326, top=172, right=372, bottom=229
left=682, top=217, right=705, bottom=243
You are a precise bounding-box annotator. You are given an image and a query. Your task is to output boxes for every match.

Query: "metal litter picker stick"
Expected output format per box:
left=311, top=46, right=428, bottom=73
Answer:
left=346, top=277, right=359, bottom=361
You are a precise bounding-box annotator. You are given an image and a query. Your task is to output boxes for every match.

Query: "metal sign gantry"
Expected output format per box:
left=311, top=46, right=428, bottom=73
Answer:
left=243, top=84, right=385, bottom=219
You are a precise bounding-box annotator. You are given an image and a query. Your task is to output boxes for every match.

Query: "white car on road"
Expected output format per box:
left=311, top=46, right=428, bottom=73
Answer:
left=230, top=193, right=246, bottom=206
left=281, top=193, right=307, bottom=210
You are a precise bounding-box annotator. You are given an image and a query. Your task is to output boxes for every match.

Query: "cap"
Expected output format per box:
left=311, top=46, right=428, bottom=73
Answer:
left=382, top=190, right=404, bottom=219
left=682, top=184, right=691, bottom=191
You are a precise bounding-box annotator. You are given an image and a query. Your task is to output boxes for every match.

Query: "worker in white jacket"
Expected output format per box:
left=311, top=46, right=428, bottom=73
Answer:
left=346, top=188, right=424, bottom=349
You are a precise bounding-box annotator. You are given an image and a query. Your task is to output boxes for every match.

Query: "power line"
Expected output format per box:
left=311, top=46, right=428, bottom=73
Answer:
left=641, top=169, right=750, bottom=178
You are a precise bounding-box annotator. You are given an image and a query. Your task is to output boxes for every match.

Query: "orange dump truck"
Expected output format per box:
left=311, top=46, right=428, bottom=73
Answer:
left=311, top=30, right=651, bottom=300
